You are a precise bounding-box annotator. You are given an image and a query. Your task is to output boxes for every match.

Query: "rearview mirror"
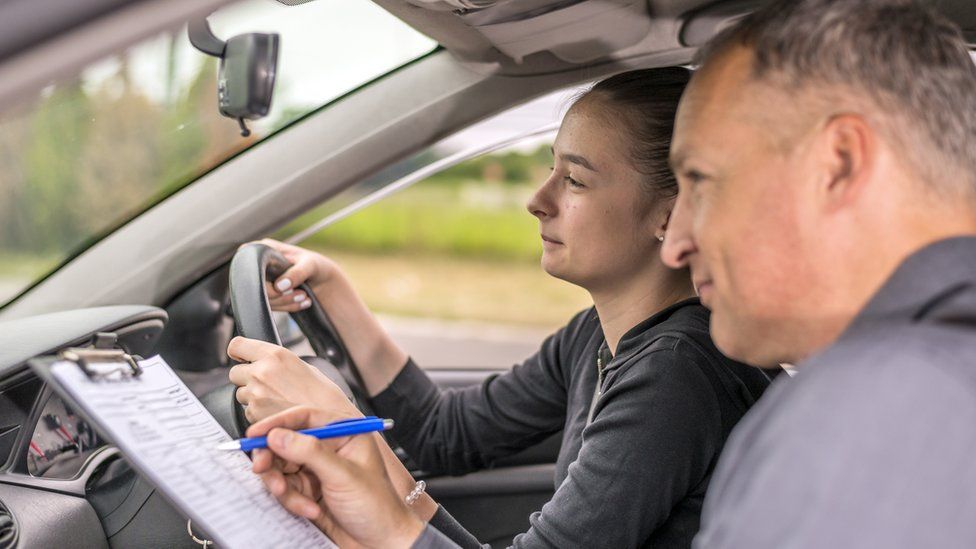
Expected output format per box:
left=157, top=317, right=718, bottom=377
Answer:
left=189, top=19, right=279, bottom=137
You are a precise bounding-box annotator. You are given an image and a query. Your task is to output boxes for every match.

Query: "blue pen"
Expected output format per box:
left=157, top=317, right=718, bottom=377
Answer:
left=216, top=416, right=394, bottom=452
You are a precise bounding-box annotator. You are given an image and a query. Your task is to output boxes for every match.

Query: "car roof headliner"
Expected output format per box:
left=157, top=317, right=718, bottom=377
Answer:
left=3, top=0, right=976, bottom=111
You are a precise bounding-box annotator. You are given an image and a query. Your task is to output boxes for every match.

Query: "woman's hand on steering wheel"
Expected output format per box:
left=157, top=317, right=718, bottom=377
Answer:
left=228, top=336, right=363, bottom=424
left=257, top=239, right=339, bottom=313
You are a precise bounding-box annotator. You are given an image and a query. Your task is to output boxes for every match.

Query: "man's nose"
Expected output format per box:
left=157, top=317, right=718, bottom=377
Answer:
left=660, top=193, right=696, bottom=268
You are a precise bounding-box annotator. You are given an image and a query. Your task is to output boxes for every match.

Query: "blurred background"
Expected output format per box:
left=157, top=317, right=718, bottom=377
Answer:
left=0, top=0, right=593, bottom=368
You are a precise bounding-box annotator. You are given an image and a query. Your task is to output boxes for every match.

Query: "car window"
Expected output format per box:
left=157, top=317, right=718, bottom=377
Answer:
left=275, top=89, right=593, bottom=369
left=0, top=0, right=435, bottom=308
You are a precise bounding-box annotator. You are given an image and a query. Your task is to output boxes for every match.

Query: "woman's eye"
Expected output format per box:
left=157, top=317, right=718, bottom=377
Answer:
left=564, top=176, right=584, bottom=188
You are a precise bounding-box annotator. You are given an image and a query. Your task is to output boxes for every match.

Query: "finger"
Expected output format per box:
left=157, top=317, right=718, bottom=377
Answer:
left=268, top=300, right=311, bottom=313
left=227, top=363, right=253, bottom=386
left=268, top=291, right=310, bottom=311
left=227, top=336, right=283, bottom=363
left=259, top=469, right=287, bottom=496
left=264, top=428, right=354, bottom=482
left=265, top=452, right=302, bottom=475
left=281, top=460, right=302, bottom=475
left=268, top=290, right=302, bottom=307
left=283, top=470, right=312, bottom=494
left=261, top=470, right=322, bottom=519
left=252, top=448, right=273, bottom=473
left=253, top=447, right=300, bottom=475
left=246, top=405, right=358, bottom=438
left=266, top=280, right=294, bottom=300
left=235, top=386, right=250, bottom=405
left=273, top=261, right=315, bottom=296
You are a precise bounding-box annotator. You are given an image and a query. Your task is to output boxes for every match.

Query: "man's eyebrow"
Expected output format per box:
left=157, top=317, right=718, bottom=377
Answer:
left=558, top=152, right=598, bottom=172
left=669, top=150, right=686, bottom=172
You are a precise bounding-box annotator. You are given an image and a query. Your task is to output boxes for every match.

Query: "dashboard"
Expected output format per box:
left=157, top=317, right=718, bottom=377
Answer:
left=0, top=305, right=215, bottom=549
left=27, top=393, right=104, bottom=479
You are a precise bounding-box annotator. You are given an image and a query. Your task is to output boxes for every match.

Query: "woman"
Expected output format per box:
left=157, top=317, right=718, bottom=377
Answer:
left=229, top=67, right=770, bottom=548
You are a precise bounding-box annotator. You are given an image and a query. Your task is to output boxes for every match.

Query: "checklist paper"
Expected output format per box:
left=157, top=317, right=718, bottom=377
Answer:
left=49, top=355, right=336, bottom=549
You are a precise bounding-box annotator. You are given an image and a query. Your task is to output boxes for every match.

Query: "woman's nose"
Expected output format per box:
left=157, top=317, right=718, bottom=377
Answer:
left=527, top=176, right=557, bottom=220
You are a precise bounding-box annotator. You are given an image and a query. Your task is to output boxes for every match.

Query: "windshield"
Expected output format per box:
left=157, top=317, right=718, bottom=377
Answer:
left=0, top=0, right=435, bottom=307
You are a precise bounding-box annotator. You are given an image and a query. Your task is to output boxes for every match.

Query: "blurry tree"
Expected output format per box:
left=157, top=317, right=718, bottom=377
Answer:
left=0, top=105, right=34, bottom=251
left=22, top=82, right=94, bottom=253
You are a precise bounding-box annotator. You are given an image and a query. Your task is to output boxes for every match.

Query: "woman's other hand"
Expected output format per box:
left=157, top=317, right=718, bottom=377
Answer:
left=257, top=238, right=338, bottom=313
left=249, top=406, right=425, bottom=549
left=228, top=337, right=361, bottom=423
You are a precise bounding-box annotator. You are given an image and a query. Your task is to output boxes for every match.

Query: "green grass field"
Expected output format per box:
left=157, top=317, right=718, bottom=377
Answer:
left=281, top=183, right=543, bottom=262
left=319, top=249, right=592, bottom=329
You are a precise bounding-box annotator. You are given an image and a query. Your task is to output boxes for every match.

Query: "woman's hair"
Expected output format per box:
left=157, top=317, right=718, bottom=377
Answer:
left=571, top=67, right=691, bottom=199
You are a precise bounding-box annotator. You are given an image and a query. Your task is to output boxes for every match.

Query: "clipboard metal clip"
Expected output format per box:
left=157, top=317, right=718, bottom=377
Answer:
left=59, top=332, right=143, bottom=380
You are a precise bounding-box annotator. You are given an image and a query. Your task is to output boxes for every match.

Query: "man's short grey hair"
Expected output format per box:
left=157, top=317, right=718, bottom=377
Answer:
left=696, top=0, right=976, bottom=191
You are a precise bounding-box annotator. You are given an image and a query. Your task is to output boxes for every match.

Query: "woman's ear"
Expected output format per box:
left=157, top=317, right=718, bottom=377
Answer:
left=654, top=202, right=674, bottom=242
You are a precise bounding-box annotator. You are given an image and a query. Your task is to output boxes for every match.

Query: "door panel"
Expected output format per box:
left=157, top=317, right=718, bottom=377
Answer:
left=422, top=368, right=561, bottom=548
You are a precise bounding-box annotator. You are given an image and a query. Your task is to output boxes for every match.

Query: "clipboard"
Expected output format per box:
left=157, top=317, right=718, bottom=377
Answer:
left=29, top=342, right=336, bottom=549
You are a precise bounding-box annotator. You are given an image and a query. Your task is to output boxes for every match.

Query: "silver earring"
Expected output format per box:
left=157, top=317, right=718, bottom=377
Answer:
left=657, top=234, right=665, bottom=242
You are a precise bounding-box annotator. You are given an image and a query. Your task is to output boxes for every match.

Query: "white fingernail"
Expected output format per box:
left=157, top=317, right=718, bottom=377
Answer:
left=281, top=289, right=293, bottom=296
left=275, top=279, right=292, bottom=292
left=300, top=299, right=311, bottom=309
left=293, top=294, right=304, bottom=303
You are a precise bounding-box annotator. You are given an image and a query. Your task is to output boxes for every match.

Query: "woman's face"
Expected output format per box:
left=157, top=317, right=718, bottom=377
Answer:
left=527, top=103, right=665, bottom=292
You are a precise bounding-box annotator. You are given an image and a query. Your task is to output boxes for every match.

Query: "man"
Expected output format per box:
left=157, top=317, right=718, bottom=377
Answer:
left=661, top=0, right=976, bottom=546
left=244, top=0, right=976, bottom=547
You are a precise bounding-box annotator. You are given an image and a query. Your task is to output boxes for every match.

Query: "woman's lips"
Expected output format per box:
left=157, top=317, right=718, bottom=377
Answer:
left=541, top=235, right=564, bottom=247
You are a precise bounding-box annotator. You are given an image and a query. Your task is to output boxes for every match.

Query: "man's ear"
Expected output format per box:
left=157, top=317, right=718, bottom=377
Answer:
left=818, top=113, right=875, bottom=210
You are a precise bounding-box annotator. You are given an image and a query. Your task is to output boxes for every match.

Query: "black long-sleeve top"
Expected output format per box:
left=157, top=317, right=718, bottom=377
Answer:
left=372, top=298, right=770, bottom=548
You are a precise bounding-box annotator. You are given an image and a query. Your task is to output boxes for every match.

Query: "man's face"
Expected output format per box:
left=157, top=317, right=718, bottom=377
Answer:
left=662, top=48, right=830, bottom=365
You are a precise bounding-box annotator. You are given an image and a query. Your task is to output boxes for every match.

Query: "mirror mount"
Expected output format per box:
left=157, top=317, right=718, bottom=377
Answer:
left=188, top=19, right=226, bottom=58
left=188, top=17, right=278, bottom=137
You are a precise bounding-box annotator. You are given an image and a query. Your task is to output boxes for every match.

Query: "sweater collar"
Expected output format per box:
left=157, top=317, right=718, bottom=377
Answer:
left=600, top=297, right=704, bottom=368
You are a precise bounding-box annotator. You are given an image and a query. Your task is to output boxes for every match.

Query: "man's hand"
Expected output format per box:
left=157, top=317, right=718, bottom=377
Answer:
left=228, top=337, right=361, bottom=423
left=249, top=406, right=425, bottom=549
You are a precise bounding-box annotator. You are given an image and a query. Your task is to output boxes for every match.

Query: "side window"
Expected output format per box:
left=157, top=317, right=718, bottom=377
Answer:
left=276, top=90, right=592, bottom=369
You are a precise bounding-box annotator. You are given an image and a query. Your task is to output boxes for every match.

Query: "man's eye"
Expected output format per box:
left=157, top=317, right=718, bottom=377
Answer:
left=564, top=176, right=584, bottom=188
left=684, top=170, right=707, bottom=184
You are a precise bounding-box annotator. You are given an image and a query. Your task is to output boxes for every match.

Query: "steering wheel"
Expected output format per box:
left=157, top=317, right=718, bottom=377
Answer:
left=206, top=243, right=375, bottom=438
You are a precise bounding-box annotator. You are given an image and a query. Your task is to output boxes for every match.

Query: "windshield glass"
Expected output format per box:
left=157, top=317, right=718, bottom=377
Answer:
left=0, top=0, right=435, bottom=307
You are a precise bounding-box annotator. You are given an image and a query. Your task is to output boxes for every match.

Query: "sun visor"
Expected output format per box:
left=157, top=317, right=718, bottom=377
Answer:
left=407, top=0, right=651, bottom=64
left=405, top=0, right=510, bottom=10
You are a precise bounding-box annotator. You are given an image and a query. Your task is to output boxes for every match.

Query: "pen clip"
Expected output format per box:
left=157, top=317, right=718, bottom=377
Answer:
left=327, top=416, right=377, bottom=427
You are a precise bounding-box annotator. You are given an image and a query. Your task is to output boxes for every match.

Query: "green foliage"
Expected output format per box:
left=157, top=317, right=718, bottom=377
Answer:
left=21, top=84, right=93, bottom=252
left=425, top=145, right=553, bottom=187
left=286, top=183, right=543, bottom=262
left=0, top=40, right=241, bottom=259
